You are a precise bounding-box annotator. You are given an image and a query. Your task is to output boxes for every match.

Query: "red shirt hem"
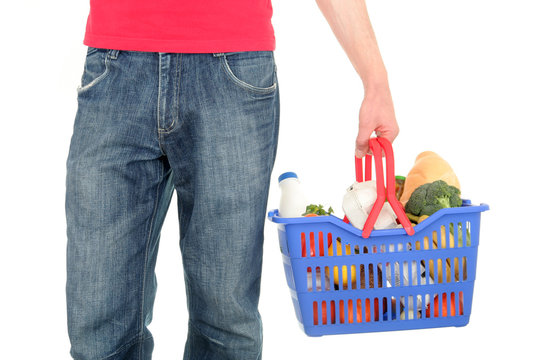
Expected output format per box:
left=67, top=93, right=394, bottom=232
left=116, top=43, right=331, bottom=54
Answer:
left=83, top=33, right=276, bottom=53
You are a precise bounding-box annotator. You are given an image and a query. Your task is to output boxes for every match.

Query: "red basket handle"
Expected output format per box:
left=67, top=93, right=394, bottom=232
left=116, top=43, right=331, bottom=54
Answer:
left=353, top=137, right=414, bottom=238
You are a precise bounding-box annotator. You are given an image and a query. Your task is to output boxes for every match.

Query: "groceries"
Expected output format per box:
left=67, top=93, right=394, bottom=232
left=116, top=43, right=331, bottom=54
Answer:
left=395, top=175, right=406, bottom=200
left=399, top=151, right=460, bottom=206
left=303, top=204, right=334, bottom=216
left=404, top=180, right=462, bottom=216
left=342, top=181, right=398, bottom=230
left=278, top=172, right=308, bottom=218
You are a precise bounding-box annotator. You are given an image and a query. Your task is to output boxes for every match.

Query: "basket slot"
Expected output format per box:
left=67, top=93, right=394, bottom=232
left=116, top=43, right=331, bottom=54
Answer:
left=420, top=260, right=427, bottom=285
left=462, top=256, right=468, bottom=281
left=408, top=295, right=415, bottom=320
left=419, top=295, right=425, bottom=318
left=338, top=300, right=344, bottom=324
left=359, top=264, right=366, bottom=289
left=403, top=261, right=410, bottom=286
left=441, top=225, right=448, bottom=249
left=449, top=224, right=456, bottom=248
left=428, top=260, right=435, bottom=283
left=460, top=222, right=467, bottom=247
left=436, top=259, right=442, bottom=283
left=457, top=223, right=463, bottom=248
left=377, top=263, right=384, bottom=288
left=400, top=296, right=406, bottom=320
left=335, top=266, right=341, bottom=290
left=426, top=294, right=432, bottom=318
left=317, top=267, right=322, bottom=291
left=341, top=266, right=346, bottom=290
left=318, top=231, right=324, bottom=257
left=411, top=261, right=418, bottom=286
left=389, top=297, right=397, bottom=321
left=324, top=266, right=331, bottom=291
left=312, top=301, right=318, bottom=325
left=301, top=232, right=306, bottom=257
left=321, top=301, right=328, bottom=324
left=444, top=258, right=450, bottom=283
left=380, top=297, right=387, bottom=321
left=369, top=264, right=375, bottom=288
left=446, top=292, right=452, bottom=317
left=450, top=257, right=456, bottom=283
left=366, top=298, right=373, bottom=322
left=466, top=220, right=473, bottom=246
left=356, top=299, right=363, bottom=323
left=352, top=265, right=358, bottom=290
left=454, top=257, right=461, bottom=282
left=375, top=298, right=381, bottom=321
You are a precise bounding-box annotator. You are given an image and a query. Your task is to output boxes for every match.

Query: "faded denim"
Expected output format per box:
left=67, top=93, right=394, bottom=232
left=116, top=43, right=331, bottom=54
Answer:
left=65, top=47, right=280, bottom=360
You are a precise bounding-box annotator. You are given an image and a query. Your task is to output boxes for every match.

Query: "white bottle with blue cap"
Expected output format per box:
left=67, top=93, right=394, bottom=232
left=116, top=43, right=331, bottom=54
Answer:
left=278, top=172, right=308, bottom=218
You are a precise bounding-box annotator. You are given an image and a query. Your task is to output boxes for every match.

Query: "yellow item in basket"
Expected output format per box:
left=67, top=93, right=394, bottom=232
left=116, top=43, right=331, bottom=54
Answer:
left=327, top=239, right=357, bottom=287
left=415, top=225, right=463, bottom=283
left=400, top=151, right=460, bottom=206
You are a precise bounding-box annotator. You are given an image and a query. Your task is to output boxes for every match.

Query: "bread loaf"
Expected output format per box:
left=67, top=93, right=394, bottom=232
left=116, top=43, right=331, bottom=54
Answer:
left=400, top=151, right=460, bottom=206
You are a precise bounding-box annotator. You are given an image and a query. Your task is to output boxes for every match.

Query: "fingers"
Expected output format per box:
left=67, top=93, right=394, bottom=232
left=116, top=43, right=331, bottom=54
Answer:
left=375, top=125, right=400, bottom=143
left=355, top=124, right=399, bottom=158
left=355, top=128, right=372, bottom=158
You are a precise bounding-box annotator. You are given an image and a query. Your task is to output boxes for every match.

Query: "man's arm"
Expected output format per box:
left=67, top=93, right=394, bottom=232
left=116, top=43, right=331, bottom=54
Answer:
left=315, top=0, right=399, bottom=158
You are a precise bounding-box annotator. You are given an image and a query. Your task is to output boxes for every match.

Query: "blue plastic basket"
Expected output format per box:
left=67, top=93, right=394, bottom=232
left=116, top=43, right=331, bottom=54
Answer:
left=268, top=201, right=489, bottom=336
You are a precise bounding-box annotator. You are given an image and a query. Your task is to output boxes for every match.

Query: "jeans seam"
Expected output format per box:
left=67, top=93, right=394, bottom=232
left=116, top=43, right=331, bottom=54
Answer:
left=188, top=319, right=226, bottom=347
left=219, top=55, right=277, bottom=95
left=138, top=164, right=165, bottom=360
left=85, top=333, right=151, bottom=360
left=157, top=54, right=181, bottom=134
left=76, top=54, right=110, bottom=94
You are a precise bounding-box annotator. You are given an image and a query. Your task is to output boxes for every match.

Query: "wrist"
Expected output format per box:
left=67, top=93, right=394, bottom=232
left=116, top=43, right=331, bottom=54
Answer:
left=362, top=72, right=390, bottom=97
left=363, top=81, right=392, bottom=100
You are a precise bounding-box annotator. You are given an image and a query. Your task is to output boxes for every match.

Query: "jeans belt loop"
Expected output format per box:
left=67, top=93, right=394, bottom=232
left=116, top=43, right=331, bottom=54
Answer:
left=108, top=49, right=120, bottom=60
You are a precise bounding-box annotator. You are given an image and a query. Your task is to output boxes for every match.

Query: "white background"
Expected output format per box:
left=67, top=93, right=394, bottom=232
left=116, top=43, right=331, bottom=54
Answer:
left=1, top=0, right=538, bottom=359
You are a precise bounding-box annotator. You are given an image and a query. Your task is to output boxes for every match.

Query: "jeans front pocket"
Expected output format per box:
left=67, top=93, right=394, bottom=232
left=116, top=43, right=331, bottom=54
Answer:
left=77, top=48, right=119, bottom=94
left=214, top=51, right=277, bottom=95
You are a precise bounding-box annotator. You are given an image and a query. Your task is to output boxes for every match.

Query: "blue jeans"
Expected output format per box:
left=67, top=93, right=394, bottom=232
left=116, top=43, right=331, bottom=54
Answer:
left=65, top=48, right=280, bottom=360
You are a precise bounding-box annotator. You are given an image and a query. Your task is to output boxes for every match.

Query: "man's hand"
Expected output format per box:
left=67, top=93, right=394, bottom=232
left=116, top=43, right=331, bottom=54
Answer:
left=315, top=0, right=399, bottom=158
left=356, top=89, right=399, bottom=158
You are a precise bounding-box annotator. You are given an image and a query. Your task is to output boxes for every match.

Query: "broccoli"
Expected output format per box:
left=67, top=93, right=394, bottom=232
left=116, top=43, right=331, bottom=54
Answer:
left=404, top=180, right=462, bottom=216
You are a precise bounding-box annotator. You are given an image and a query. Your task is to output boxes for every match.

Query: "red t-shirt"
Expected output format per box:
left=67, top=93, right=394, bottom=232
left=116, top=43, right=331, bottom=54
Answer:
left=83, top=0, right=275, bottom=53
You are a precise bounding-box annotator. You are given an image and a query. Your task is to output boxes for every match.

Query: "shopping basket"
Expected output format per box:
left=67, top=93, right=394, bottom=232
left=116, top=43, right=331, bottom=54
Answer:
left=268, top=138, right=489, bottom=336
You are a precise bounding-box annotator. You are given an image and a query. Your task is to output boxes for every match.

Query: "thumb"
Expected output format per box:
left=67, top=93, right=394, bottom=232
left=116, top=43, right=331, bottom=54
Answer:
left=355, top=127, right=373, bottom=158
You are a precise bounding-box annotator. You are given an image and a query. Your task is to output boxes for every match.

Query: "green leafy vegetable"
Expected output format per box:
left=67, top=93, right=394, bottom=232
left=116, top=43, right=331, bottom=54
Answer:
left=303, top=204, right=334, bottom=216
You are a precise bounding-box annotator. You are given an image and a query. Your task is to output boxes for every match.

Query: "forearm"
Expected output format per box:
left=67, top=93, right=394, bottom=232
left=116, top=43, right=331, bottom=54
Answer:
left=315, top=0, right=389, bottom=95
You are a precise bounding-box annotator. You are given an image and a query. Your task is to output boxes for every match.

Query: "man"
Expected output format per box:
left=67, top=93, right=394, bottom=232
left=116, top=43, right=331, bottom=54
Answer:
left=65, top=0, right=399, bottom=359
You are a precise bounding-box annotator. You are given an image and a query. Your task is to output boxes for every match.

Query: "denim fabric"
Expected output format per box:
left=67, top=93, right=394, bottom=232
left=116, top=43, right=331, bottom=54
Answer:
left=66, top=47, right=280, bottom=360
